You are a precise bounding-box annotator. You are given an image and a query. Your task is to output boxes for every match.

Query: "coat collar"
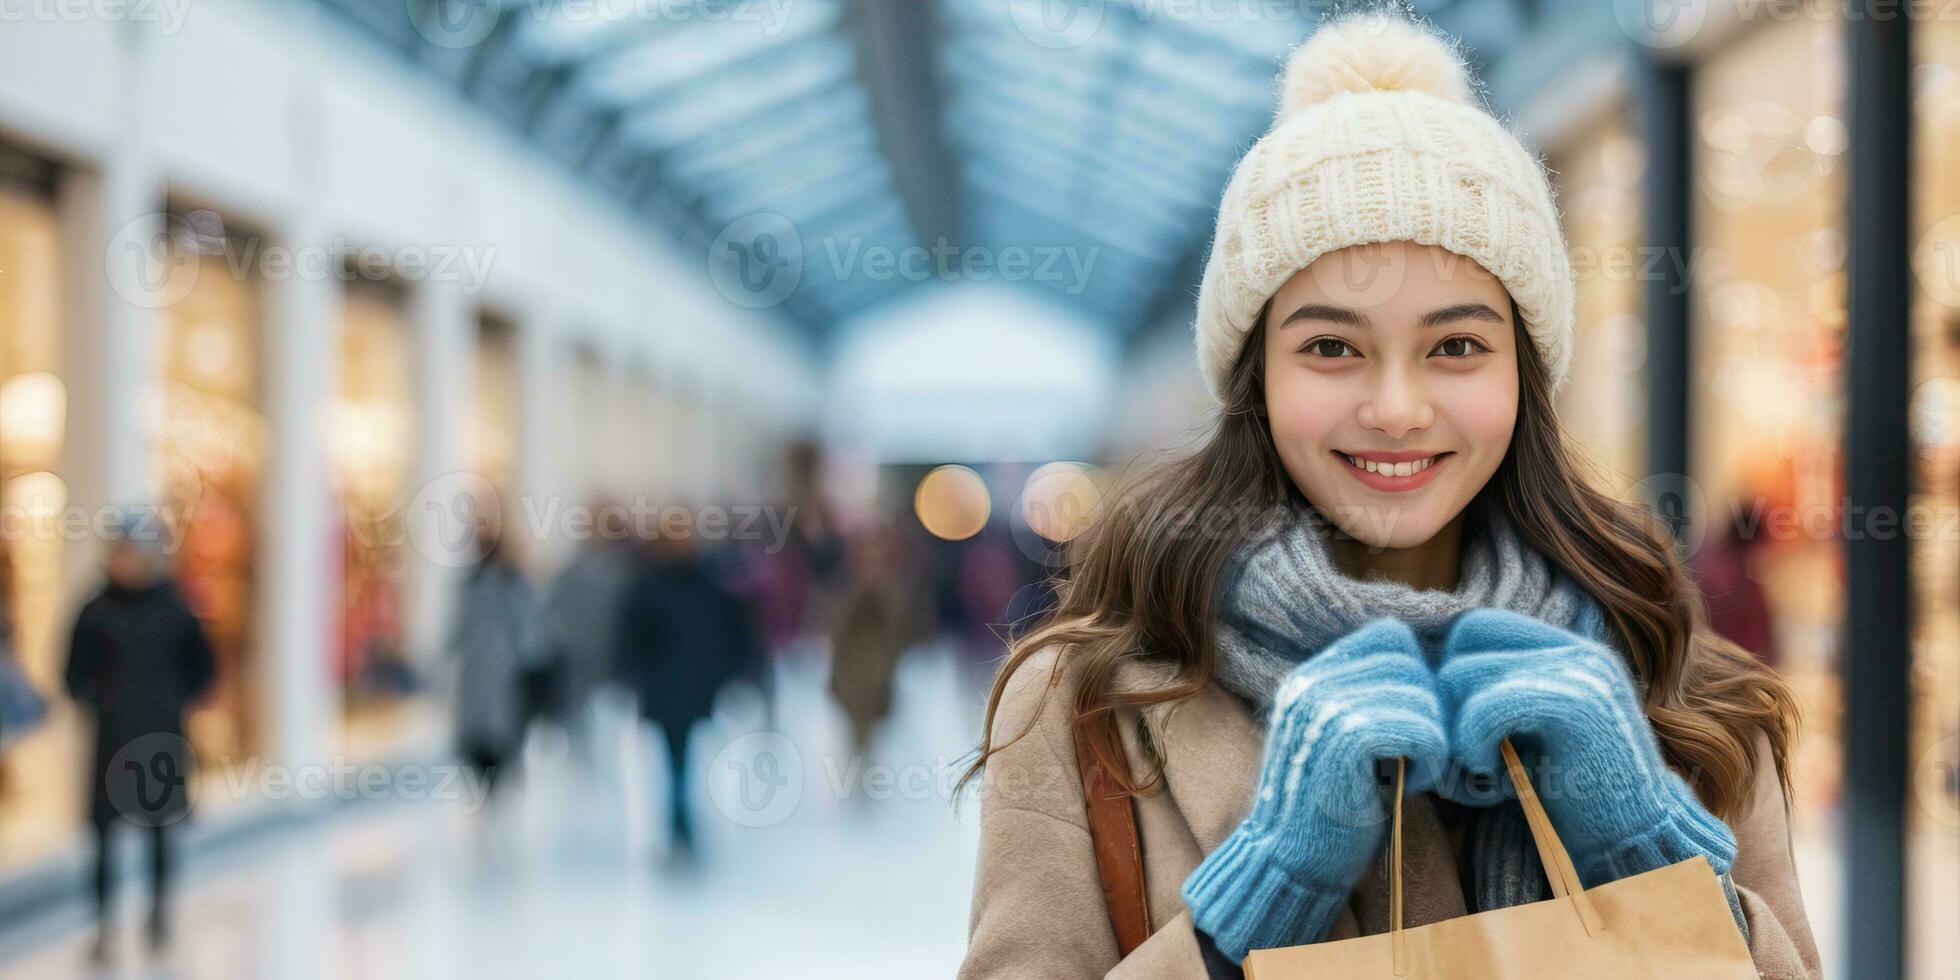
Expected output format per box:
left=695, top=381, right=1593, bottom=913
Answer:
left=1109, top=654, right=1265, bottom=853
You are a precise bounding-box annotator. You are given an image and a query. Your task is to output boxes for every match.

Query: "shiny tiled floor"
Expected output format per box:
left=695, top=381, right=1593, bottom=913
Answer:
left=4, top=637, right=1942, bottom=979
left=0, top=647, right=986, bottom=980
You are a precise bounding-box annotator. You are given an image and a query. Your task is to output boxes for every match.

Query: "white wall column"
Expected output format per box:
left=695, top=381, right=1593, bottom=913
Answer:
left=254, top=210, right=339, bottom=771
left=513, top=315, right=564, bottom=572
left=402, top=276, right=472, bottom=665
left=56, top=27, right=159, bottom=610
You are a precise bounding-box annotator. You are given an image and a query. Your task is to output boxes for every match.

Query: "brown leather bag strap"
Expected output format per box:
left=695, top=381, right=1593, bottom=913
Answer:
left=1073, top=712, right=1151, bottom=958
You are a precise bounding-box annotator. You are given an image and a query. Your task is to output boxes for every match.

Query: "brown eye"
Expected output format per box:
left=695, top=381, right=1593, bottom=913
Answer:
left=1435, top=336, right=1490, bottom=358
left=1303, top=338, right=1358, bottom=358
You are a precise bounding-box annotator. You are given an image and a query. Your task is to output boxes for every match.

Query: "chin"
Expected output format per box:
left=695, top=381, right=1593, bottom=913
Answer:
left=1311, top=489, right=1451, bottom=550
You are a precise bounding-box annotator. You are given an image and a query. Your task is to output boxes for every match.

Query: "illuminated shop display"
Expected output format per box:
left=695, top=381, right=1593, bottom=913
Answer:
left=1910, top=15, right=1960, bottom=964
left=150, top=218, right=265, bottom=764
left=0, top=176, right=75, bottom=861
left=332, top=280, right=418, bottom=714
left=0, top=182, right=64, bottom=695
left=1549, top=109, right=1646, bottom=488
left=1692, top=11, right=1855, bottom=857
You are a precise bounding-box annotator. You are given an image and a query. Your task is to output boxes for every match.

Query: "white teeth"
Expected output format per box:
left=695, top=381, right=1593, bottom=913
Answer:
left=1344, top=454, right=1441, bottom=477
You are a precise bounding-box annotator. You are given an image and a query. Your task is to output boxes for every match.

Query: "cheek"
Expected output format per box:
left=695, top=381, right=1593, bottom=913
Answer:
left=1265, top=373, right=1342, bottom=456
left=1439, top=379, right=1519, bottom=456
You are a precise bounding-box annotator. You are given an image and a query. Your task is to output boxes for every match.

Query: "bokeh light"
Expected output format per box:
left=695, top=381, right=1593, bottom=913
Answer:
left=1019, top=461, right=1105, bottom=544
left=914, top=464, right=990, bottom=541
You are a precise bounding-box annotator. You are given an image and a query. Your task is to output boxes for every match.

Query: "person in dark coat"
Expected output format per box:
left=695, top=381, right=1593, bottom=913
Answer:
left=615, top=527, right=759, bottom=869
left=62, top=519, right=216, bottom=960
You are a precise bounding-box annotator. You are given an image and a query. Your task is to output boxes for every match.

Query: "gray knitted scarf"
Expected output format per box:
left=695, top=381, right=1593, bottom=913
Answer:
left=1210, top=494, right=1751, bottom=937
left=1211, top=493, right=1591, bottom=916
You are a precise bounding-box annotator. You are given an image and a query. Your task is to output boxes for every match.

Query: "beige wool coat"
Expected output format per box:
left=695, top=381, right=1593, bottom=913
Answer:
left=957, top=644, right=1824, bottom=979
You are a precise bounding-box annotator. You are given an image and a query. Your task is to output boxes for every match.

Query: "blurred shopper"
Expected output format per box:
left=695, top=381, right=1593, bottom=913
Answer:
left=955, top=13, right=1816, bottom=978
left=447, top=517, right=545, bottom=808
left=781, top=440, right=846, bottom=652
left=1690, top=510, right=1780, bottom=669
left=62, top=513, right=215, bottom=960
left=825, top=520, right=925, bottom=790
left=544, top=499, right=635, bottom=764
left=616, top=523, right=761, bottom=870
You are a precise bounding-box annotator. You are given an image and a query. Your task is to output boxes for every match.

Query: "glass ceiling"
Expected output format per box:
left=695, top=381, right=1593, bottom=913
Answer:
left=320, top=0, right=1563, bottom=337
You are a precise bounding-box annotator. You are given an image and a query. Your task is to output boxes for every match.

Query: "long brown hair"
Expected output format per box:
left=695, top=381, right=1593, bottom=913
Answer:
left=954, top=304, right=1799, bottom=820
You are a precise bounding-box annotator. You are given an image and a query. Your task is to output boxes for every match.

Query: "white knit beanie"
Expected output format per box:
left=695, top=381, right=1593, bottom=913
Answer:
left=1192, top=9, right=1576, bottom=402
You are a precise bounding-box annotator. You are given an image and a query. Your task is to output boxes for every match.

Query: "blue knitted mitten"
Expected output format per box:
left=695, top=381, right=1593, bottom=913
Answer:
left=1437, top=607, right=1738, bottom=887
left=1182, top=619, right=1448, bottom=962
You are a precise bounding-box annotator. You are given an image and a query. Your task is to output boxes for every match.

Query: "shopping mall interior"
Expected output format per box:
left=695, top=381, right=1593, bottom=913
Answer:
left=0, top=0, right=1954, bottom=977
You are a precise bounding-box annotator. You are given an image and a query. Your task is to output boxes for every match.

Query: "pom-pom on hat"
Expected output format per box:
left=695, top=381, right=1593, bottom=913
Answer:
left=1192, top=8, right=1576, bottom=402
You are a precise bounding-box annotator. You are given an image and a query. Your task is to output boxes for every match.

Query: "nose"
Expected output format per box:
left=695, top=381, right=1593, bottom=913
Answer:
left=1356, top=364, right=1434, bottom=439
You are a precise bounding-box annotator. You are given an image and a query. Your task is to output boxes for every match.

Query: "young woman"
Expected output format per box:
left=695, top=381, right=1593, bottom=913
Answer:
left=954, top=11, right=1820, bottom=979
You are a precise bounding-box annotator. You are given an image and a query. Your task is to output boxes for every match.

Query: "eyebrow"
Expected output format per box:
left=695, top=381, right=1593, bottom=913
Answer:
left=1279, top=302, right=1506, bottom=329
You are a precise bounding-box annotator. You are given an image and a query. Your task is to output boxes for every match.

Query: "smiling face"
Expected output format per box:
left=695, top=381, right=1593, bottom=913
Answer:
left=1260, top=240, right=1520, bottom=550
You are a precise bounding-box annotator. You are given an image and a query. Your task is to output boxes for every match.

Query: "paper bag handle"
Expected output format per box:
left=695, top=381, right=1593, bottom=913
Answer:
left=1387, top=738, right=1604, bottom=974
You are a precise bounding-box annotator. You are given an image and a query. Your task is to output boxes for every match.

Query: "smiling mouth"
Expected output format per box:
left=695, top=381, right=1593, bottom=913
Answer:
left=1334, top=451, right=1453, bottom=478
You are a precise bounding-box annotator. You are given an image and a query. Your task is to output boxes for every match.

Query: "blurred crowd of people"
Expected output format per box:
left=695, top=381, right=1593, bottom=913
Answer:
left=0, top=449, right=1081, bottom=965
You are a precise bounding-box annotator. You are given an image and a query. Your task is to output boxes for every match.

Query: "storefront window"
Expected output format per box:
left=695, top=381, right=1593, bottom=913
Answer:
left=0, top=172, right=72, bottom=864
left=1551, top=108, right=1647, bottom=488
left=1908, top=17, right=1960, bottom=976
left=149, top=211, right=264, bottom=766
left=331, top=280, right=419, bottom=739
left=1691, top=13, right=1850, bottom=957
